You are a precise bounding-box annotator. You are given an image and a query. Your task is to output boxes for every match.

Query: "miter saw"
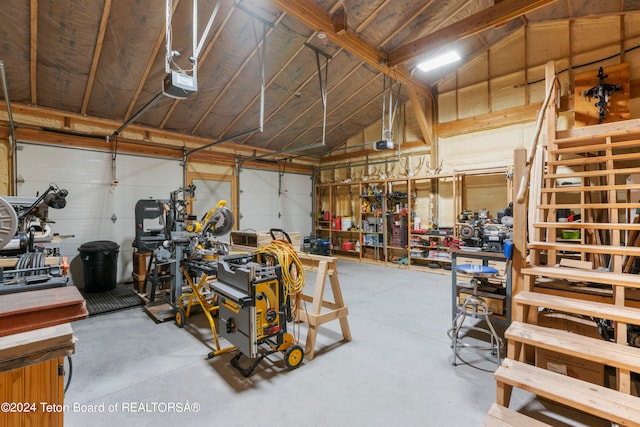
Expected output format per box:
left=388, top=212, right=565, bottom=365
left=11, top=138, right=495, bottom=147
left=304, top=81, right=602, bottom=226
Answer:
left=138, top=185, right=235, bottom=323
left=0, top=184, right=70, bottom=293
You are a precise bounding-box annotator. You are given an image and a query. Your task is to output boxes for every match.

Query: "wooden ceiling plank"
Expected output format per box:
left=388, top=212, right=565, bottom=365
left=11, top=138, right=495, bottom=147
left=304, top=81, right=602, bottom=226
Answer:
left=218, top=34, right=309, bottom=140
left=124, top=0, right=181, bottom=121
left=220, top=0, right=343, bottom=142
left=81, top=0, right=112, bottom=115
left=355, top=0, right=392, bottom=34
left=260, top=48, right=350, bottom=149
left=318, top=81, right=387, bottom=150
left=242, top=46, right=342, bottom=148
left=276, top=63, right=370, bottom=150
left=388, top=0, right=559, bottom=65
left=30, top=0, right=37, bottom=105
left=159, top=2, right=235, bottom=128
left=191, top=12, right=284, bottom=135
left=269, top=0, right=432, bottom=99
left=378, top=0, right=435, bottom=48
left=160, top=99, right=180, bottom=128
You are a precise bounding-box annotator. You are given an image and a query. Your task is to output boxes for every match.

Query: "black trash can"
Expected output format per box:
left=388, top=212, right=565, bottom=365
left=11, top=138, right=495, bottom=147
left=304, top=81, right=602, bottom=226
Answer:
left=78, top=240, right=119, bottom=292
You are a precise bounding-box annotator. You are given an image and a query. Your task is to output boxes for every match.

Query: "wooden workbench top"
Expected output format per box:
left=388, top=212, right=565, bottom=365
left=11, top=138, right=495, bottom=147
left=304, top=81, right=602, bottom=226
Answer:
left=0, top=286, right=88, bottom=337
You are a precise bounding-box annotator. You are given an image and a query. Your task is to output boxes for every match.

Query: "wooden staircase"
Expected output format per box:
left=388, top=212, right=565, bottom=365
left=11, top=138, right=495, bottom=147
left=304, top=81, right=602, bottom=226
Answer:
left=484, top=62, right=640, bottom=426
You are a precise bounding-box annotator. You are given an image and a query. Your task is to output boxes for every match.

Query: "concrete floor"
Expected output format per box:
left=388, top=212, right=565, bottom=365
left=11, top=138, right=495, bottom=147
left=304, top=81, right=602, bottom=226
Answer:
left=64, top=260, right=608, bottom=427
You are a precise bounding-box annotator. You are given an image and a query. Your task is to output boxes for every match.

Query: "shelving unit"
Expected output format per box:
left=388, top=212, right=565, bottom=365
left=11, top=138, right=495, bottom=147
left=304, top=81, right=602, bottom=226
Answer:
left=312, top=174, right=458, bottom=271
left=360, top=182, right=386, bottom=262
left=409, top=232, right=453, bottom=269
left=385, top=179, right=409, bottom=266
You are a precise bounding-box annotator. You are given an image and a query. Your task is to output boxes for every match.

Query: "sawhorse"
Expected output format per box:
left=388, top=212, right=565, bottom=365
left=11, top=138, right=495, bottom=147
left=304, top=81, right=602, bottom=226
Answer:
left=296, top=253, right=351, bottom=360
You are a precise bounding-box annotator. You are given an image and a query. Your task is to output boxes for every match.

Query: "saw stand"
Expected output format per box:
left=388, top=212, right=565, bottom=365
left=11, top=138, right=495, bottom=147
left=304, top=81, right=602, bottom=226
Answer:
left=296, top=253, right=352, bottom=360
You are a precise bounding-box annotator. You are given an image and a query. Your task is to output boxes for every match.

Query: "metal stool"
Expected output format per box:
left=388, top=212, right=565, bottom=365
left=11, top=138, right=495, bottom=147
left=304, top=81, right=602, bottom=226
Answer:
left=449, top=240, right=513, bottom=368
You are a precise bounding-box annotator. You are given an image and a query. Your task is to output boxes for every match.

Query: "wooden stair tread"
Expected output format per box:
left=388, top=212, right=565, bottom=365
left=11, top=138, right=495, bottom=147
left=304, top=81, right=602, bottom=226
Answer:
left=506, top=321, right=640, bottom=371
left=521, top=265, right=640, bottom=288
left=544, top=166, right=640, bottom=179
left=547, top=152, right=640, bottom=167
left=554, top=119, right=640, bottom=144
left=533, top=222, right=640, bottom=231
left=482, top=403, right=551, bottom=427
left=537, top=203, right=640, bottom=209
left=550, top=138, right=640, bottom=155
left=515, top=291, right=640, bottom=325
left=540, top=183, right=640, bottom=193
left=495, top=359, right=640, bottom=425
left=528, top=241, right=640, bottom=256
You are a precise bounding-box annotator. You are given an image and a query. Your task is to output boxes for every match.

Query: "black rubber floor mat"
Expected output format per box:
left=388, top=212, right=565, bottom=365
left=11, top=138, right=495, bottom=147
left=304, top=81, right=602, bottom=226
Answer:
left=79, top=283, right=143, bottom=316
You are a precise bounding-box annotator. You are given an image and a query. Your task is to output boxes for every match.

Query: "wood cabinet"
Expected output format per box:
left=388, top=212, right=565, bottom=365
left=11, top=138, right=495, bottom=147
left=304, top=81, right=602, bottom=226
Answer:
left=0, top=357, right=65, bottom=426
left=0, top=323, right=76, bottom=427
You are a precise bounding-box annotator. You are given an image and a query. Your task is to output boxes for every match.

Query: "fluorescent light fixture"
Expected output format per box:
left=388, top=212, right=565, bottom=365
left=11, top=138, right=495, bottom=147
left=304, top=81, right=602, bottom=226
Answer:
left=417, top=51, right=461, bottom=72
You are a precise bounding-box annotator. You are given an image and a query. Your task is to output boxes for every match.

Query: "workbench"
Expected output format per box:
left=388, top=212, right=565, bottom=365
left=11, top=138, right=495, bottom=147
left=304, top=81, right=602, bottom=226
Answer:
left=451, top=249, right=512, bottom=329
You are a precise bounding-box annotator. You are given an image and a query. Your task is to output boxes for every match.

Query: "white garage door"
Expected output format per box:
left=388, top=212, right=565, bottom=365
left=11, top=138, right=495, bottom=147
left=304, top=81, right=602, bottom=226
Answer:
left=16, top=143, right=182, bottom=286
left=238, top=168, right=312, bottom=238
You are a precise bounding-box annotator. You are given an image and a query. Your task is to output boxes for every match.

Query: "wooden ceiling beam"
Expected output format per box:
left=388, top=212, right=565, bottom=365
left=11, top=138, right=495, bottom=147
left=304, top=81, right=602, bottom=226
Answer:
left=81, top=0, right=112, bottom=115
left=268, top=0, right=432, bottom=99
left=232, top=1, right=345, bottom=146
left=388, top=0, right=559, bottom=65
left=1, top=102, right=318, bottom=166
left=406, top=85, right=432, bottom=146
left=29, top=0, right=37, bottom=105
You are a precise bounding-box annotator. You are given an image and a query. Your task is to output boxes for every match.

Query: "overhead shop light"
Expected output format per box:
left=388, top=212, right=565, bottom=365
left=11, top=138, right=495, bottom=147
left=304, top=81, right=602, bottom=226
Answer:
left=417, top=51, right=461, bottom=72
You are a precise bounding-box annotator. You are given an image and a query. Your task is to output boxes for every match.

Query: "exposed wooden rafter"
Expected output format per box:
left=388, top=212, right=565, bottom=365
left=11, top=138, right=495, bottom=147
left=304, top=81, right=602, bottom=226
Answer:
left=227, top=0, right=346, bottom=146
left=218, top=30, right=311, bottom=140
left=277, top=63, right=371, bottom=150
left=377, top=1, right=435, bottom=48
left=388, top=0, right=559, bottom=65
left=260, top=47, right=346, bottom=149
left=81, top=0, right=112, bottom=115
left=406, top=85, right=432, bottom=146
left=29, top=0, right=37, bottom=105
left=354, top=0, right=391, bottom=34
left=124, top=0, right=181, bottom=121
left=268, top=0, right=432, bottom=99
left=160, top=1, right=235, bottom=129
left=190, top=12, right=285, bottom=135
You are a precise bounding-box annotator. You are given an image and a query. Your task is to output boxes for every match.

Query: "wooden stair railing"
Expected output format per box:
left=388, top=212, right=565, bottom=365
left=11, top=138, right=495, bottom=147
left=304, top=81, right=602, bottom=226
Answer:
left=486, top=60, right=640, bottom=425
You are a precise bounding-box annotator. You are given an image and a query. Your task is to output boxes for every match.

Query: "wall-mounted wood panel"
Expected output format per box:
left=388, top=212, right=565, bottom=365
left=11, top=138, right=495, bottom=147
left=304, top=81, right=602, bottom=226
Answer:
left=574, top=63, right=630, bottom=127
